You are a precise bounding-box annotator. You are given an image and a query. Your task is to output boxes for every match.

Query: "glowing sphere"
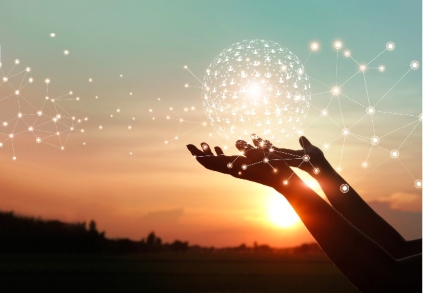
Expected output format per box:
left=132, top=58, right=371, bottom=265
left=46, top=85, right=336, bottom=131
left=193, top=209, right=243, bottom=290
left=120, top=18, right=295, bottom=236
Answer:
left=202, top=39, right=311, bottom=142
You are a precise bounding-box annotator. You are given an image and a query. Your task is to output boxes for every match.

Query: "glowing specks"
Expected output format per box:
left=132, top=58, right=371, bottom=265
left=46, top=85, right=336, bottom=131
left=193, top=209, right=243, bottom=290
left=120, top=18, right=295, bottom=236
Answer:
left=50, top=33, right=56, bottom=38
left=390, top=149, right=399, bottom=158
left=323, top=143, right=330, bottom=150
left=370, top=136, right=380, bottom=145
left=414, top=179, right=422, bottom=188
left=340, top=184, right=349, bottom=193
left=366, top=106, right=375, bottom=115
left=331, top=86, right=341, bottom=96
left=419, top=113, right=422, bottom=122
left=359, top=64, right=367, bottom=72
left=341, top=128, right=350, bottom=136
left=343, top=50, right=351, bottom=57
left=45, top=78, right=50, bottom=84
left=313, top=168, right=320, bottom=174
left=334, top=40, right=343, bottom=50
left=321, top=109, right=328, bottom=117
left=410, top=60, right=419, bottom=70
left=310, top=42, right=319, bottom=51
left=64, top=50, right=69, bottom=56
left=227, top=162, right=233, bottom=169
left=241, top=164, right=248, bottom=170
left=302, top=154, right=310, bottom=162
left=378, top=65, right=385, bottom=72
left=283, top=180, right=288, bottom=186
left=361, top=161, right=368, bottom=168
left=386, top=41, right=395, bottom=51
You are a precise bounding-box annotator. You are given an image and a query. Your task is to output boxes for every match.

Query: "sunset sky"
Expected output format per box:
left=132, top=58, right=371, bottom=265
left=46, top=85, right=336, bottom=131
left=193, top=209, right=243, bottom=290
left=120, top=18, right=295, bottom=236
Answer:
left=0, top=0, right=421, bottom=247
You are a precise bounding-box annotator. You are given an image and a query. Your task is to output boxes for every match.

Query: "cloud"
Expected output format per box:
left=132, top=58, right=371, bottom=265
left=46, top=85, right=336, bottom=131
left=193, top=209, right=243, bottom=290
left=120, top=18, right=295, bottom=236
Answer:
left=377, top=192, right=422, bottom=212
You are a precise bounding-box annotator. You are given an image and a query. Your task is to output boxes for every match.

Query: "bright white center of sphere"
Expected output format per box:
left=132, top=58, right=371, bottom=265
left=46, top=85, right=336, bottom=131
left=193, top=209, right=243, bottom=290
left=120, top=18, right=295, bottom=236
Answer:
left=202, top=39, right=311, bottom=143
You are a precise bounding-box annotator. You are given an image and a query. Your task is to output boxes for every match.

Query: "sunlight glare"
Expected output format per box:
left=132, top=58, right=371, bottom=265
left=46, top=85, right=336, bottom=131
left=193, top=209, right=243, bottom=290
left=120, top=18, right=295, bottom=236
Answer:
left=268, top=193, right=300, bottom=228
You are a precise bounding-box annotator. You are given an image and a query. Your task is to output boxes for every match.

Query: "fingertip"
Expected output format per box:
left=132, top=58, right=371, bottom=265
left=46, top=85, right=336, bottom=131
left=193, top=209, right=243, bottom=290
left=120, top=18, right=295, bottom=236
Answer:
left=214, top=146, right=224, bottom=155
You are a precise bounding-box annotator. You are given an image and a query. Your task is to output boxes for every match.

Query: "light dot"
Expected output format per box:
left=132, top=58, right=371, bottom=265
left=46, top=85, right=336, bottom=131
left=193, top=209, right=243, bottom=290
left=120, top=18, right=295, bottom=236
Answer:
left=120, top=74, right=123, bottom=77
left=2, top=77, right=8, bottom=82
left=362, top=161, right=368, bottom=168
left=17, top=112, right=22, bottom=118
left=15, top=90, right=20, bottom=96
left=359, top=64, right=367, bottom=72
left=263, top=158, right=269, bottom=163
left=371, top=136, right=380, bottom=145
left=336, top=167, right=342, bottom=172
left=342, top=128, right=349, bottom=136
left=321, top=109, right=328, bottom=117
left=37, top=111, right=43, bottom=116
left=64, top=50, right=69, bottom=56
left=99, top=126, right=103, bottom=130
left=386, top=42, right=395, bottom=51
left=9, top=133, right=14, bottom=138
left=340, top=184, right=349, bottom=193
left=302, top=154, right=310, bottom=162
left=0, top=143, right=2, bottom=147
left=15, top=59, right=20, bottom=65
left=410, top=60, right=419, bottom=70
left=414, top=179, right=422, bottom=188
left=202, top=144, right=208, bottom=150
left=128, top=125, right=132, bottom=130
left=50, top=33, right=56, bottom=38
left=331, top=86, right=341, bottom=96
left=3, top=122, right=8, bottom=126
left=36, top=137, right=41, bottom=143
left=283, top=180, right=288, bottom=185
left=117, top=109, right=120, bottom=113
left=343, top=50, right=351, bottom=57
left=419, top=113, right=422, bottom=122
left=29, top=77, right=33, bottom=83
left=390, top=149, right=399, bottom=158
left=334, top=41, right=343, bottom=50
left=61, top=147, right=65, bottom=150
left=227, top=163, right=233, bottom=169
left=129, top=152, right=132, bottom=155
left=26, top=67, right=31, bottom=72
left=323, top=143, right=330, bottom=150
left=28, top=126, right=34, bottom=132
left=45, top=78, right=50, bottom=84
left=366, top=106, right=375, bottom=115
left=313, top=168, right=320, bottom=174
left=310, top=42, right=319, bottom=51
left=378, top=65, right=385, bottom=72
left=241, top=164, right=248, bottom=170
left=12, top=156, right=16, bottom=160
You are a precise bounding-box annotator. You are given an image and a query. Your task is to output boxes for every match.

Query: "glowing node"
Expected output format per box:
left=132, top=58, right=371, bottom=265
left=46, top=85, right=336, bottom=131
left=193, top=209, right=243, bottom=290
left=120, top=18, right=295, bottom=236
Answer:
left=183, top=65, right=187, bottom=69
left=99, top=125, right=103, bottom=130
left=28, top=77, right=33, bottom=83
left=343, top=50, right=351, bottom=57
left=359, top=64, right=367, bottom=72
left=149, top=109, right=152, bottom=112
left=310, top=42, right=319, bottom=51
left=313, top=168, right=320, bottom=174
left=334, top=40, right=342, bottom=50
left=323, top=143, right=330, bottom=150
left=202, top=39, right=311, bottom=142
left=378, top=65, right=385, bottom=72
left=95, top=96, right=98, bottom=99
left=340, top=184, right=349, bottom=193
left=45, top=78, right=50, bottom=84
left=414, top=179, right=422, bottom=188
left=128, top=126, right=132, bottom=130
left=12, top=156, right=16, bottom=160
left=331, top=86, right=341, bottom=96
left=336, top=167, right=342, bottom=172
left=419, top=113, right=422, bottom=122
left=283, top=180, right=288, bottom=185
left=370, top=136, right=380, bottom=145
left=241, top=164, right=248, bottom=170
left=263, top=157, right=269, bottom=163
left=366, top=106, right=375, bottom=115
left=116, top=109, right=120, bottom=113
left=26, top=67, right=31, bottom=72
left=9, top=133, right=14, bottom=138
left=50, top=33, right=56, bottom=37
left=36, top=137, right=41, bottom=143
left=15, top=90, right=20, bottom=96
left=184, top=83, right=189, bottom=88
left=61, top=147, right=64, bottom=150
left=165, top=141, right=168, bottom=144
left=129, top=92, right=133, bottom=95
left=302, top=154, right=310, bottom=162
left=0, top=143, right=2, bottom=147
left=390, top=149, right=399, bottom=158
left=227, top=162, right=233, bottom=169
left=202, top=144, right=208, bottom=150
left=2, top=122, right=7, bottom=126
left=80, top=129, right=85, bottom=133
left=3, top=77, right=8, bottom=82
left=361, top=161, right=368, bottom=168
left=15, top=59, right=20, bottom=65
left=88, top=78, right=93, bottom=82
left=410, top=60, right=419, bottom=70
left=321, top=109, right=328, bottom=117
left=64, top=50, right=69, bottom=56
left=17, top=112, right=22, bottom=118
left=342, top=128, right=350, bottom=136
left=386, top=42, right=395, bottom=51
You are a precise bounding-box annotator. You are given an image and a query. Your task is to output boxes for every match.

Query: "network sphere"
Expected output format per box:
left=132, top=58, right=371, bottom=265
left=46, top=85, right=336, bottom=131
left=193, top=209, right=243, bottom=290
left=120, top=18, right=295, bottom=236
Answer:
left=202, top=39, right=311, bottom=143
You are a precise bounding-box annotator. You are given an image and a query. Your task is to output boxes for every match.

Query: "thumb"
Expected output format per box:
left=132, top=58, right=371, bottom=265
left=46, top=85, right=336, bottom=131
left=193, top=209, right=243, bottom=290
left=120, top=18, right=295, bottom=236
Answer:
left=299, top=136, right=312, bottom=149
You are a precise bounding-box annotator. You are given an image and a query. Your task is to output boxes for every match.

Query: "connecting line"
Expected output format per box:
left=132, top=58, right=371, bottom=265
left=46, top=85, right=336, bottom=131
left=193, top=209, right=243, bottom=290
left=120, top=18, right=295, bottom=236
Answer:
left=365, top=145, right=374, bottom=162
left=375, top=69, right=411, bottom=107
left=349, top=55, right=360, bottom=66
left=397, top=120, right=420, bottom=150
left=303, top=115, right=322, bottom=131
left=337, top=95, right=345, bottom=127
left=348, top=113, right=368, bottom=131
left=340, top=70, right=361, bottom=87
left=352, top=157, right=390, bottom=184
left=336, top=49, right=339, bottom=84
left=338, top=135, right=346, bottom=170
left=363, top=72, right=371, bottom=107
left=397, top=158, right=417, bottom=180
left=309, top=76, right=331, bottom=89
left=380, top=119, right=419, bottom=138
left=340, top=93, right=366, bottom=108
left=310, top=91, right=330, bottom=96
left=376, top=111, right=418, bottom=117
left=184, top=66, right=205, bottom=87
left=304, top=52, right=312, bottom=65
left=366, top=49, right=386, bottom=66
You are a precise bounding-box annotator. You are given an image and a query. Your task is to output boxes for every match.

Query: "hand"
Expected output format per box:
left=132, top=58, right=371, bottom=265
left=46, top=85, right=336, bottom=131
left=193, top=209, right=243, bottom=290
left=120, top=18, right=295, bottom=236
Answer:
left=186, top=139, right=294, bottom=188
left=249, top=136, right=331, bottom=177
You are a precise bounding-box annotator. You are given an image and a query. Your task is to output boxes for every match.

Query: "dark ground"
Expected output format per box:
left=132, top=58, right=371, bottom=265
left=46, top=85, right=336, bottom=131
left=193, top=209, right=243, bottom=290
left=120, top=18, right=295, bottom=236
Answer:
left=0, top=252, right=359, bottom=293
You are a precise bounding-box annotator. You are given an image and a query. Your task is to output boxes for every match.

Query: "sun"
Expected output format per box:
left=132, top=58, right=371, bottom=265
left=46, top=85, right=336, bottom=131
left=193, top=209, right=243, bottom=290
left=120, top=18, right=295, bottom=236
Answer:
left=267, top=193, right=300, bottom=228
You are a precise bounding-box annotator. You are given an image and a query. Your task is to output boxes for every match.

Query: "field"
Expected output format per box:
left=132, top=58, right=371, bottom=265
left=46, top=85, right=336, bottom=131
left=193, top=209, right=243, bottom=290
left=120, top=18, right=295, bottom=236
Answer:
left=0, top=252, right=359, bottom=293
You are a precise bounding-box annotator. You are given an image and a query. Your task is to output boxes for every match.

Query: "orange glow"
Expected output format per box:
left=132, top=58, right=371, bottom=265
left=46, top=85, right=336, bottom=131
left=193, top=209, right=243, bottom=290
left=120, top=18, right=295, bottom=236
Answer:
left=267, top=192, right=300, bottom=228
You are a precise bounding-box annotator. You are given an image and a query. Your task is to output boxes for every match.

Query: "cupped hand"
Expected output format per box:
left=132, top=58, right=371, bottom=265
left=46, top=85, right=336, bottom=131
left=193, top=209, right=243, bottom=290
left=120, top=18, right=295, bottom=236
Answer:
left=186, top=140, right=294, bottom=188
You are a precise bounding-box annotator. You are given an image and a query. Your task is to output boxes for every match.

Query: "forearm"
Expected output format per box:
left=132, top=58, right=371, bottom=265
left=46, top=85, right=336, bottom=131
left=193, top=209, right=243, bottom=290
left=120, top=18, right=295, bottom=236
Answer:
left=311, top=159, right=413, bottom=258
left=274, top=175, right=397, bottom=291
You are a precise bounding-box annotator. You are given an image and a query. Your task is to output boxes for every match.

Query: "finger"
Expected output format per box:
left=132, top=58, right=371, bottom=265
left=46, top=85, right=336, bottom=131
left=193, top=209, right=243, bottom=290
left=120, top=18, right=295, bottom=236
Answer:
left=200, top=142, right=214, bottom=156
left=186, top=144, right=203, bottom=157
left=235, top=140, right=253, bottom=152
left=299, top=136, right=312, bottom=149
left=250, top=134, right=264, bottom=148
left=214, top=146, right=224, bottom=155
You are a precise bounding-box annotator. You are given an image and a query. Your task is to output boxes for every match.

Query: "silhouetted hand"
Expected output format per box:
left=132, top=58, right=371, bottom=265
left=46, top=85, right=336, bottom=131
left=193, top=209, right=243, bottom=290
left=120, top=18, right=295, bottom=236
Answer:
left=187, top=138, right=294, bottom=188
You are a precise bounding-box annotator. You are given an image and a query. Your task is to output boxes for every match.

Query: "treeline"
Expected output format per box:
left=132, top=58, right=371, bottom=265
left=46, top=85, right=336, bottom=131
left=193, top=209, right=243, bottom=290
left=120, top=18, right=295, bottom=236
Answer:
left=0, top=211, right=322, bottom=255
